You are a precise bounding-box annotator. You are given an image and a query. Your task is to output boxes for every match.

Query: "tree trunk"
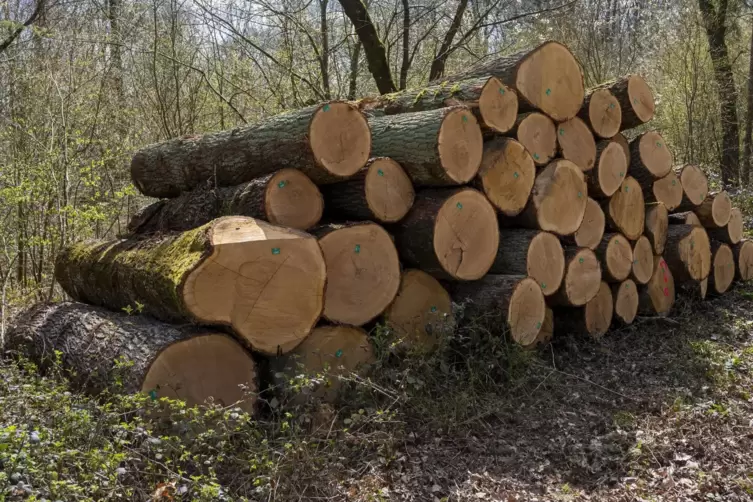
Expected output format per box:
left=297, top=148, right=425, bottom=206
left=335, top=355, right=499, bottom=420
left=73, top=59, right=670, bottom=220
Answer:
left=588, top=139, right=628, bottom=198
left=549, top=247, right=602, bottom=307
left=743, top=16, right=753, bottom=186
left=668, top=211, right=702, bottom=226
left=628, top=132, right=673, bottom=187
left=7, top=302, right=258, bottom=411
left=577, top=88, right=621, bottom=138
left=663, top=224, right=712, bottom=283
left=612, top=279, right=638, bottom=325
left=55, top=216, right=326, bottom=356
left=320, top=158, right=415, bottom=223
left=733, top=240, right=753, bottom=280
left=368, top=106, right=482, bottom=185
left=509, top=112, right=557, bottom=166
left=428, top=0, right=468, bottom=81
left=645, top=203, right=669, bottom=255
left=707, top=207, right=743, bottom=244
left=474, top=138, right=535, bottom=217
left=592, top=75, right=655, bottom=131
left=489, top=229, right=565, bottom=297
left=708, top=241, right=735, bottom=295
left=532, top=307, right=555, bottom=347
left=632, top=235, right=655, bottom=285
left=567, top=197, right=605, bottom=251
left=644, top=171, right=683, bottom=211
left=638, top=256, right=675, bottom=316
left=603, top=177, right=645, bottom=240
left=695, top=191, right=732, bottom=228
left=595, top=233, right=633, bottom=282
left=674, top=164, right=709, bottom=211
left=556, top=117, right=597, bottom=172
left=131, top=102, right=372, bottom=198
left=553, top=281, right=613, bottom=339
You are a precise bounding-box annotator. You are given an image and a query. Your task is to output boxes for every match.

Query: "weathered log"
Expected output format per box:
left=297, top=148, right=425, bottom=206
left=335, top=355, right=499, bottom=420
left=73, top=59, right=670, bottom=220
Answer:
left=55, top=216, right=326, bottom=356
left=628, top=132, right=672, bottom=187
left=638, top=256, right=675, bottom=316
left=707, top=208, right=744, bottom=245
left=554, top=281, right=613, bottom=338
left=612, top=279, right=638, bottom=325
left=131, top=102, right=371, bottom=198
left=603, top=177, right=645, bottom=240
left=556, top=117, right=597, bottom=172
left=320, top=158, right=415, bottom=223
left=733, top=240, right=753, bottom=280
left=708, top=241, right=735, bottom=295
left=453, top=275, right=546, bottom=346
left=595, top=233, right=633, bottom=282
left=392, top=188, right=499, bottom=280
left=567, top=197, right=605, bottom=251
left=127, top=169, right=324, bottom=234
left=681, top=277, right=709, bottom=301
left=474, top=137, right=535, bottom=217
left=549, top=247, right=602, bottom=307
left=510, top=112, right=557, bottom=166
left=668, top=211, right=702, bottom=226
left=369, top=106, right=482, bottom=185
left=383, top=269, right=455, bottom=352
left=631, top=235, right=655, bottom=285
left=536, top=307, right=555, bottom=347
left=644, top=171, right=683, bottom=210
left=613, top=132, right=631, bottom=165
left=588, top=139, right=627, bottom=198
left=439, top=41, right=585, bottom=121
left=663, top=224, right=712, bottom=282
left=674, top=164, right=709, bottom=211
left=7, top=302, right=258, bottom=411
left=695, top=191, right=732, bottom=228
left=489, top=229, right=565, bottom=297
left=593, top=75, right=655, bottom=130
left=578, top=88, right=622, bottom=138
left=313, top=223, right=401, bottom=326
left=645, top=203, right=668, bottom=255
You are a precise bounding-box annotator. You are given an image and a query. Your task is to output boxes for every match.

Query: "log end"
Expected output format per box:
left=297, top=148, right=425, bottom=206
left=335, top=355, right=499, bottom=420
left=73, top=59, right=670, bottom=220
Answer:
left=710, top=191, right=732, bottom=227
left=479, top=77, right=519, bottom=133
left=632, top=235, right=655, bottom=285
left=613, top=132, right=630, bottom=166
left=527, top=231, right=565, bottom=296
left=532, top=160, right=588, bottom=236
left=677, top=225, right=712, bottom=281
left=678, top=164, right=709, bottom=207
left=557, top=117, right=596, bottom=172
left=562, top=248, right=602, bottom=306
left=309, top=102, right=371, bottom=178
left=574, top=198, right=606, bottom=250
left=645, top=203, right=668, bottom=255
left=583, top=281, right=613, bottom=338
left=437, top=107, right=484, bottom=183
left=266, top=169, right=324, bottom=230
left=518, top=112, right=557, bottom=165
left=508, top=277, right=547, bottom=346
left=637, top=132, right=672, bottom=178
left=364, top=158, right=416, bottom=223
left=626, top=74, right=655, bottom=126
left=529, top=307, right=554, bottom=348
left=478, top=138, right=535, bottom=217
left=735, top=240, right=753, bottom=280
left=712, top=243, right=735, bottom=294
left=607, top=177, right=646, bottom=240
left=594, top=140, right=628, bottom=197
left=728, top=208, right=744, bottom=245
left=613, top=279, right=638, bottom=324
left=652, top=171, right=683, bottom=211
left=642, top=257, right=675, bottom=315
left=588, top=89, right=622, bottom=138
left=605, top=233, right=633, bottom=282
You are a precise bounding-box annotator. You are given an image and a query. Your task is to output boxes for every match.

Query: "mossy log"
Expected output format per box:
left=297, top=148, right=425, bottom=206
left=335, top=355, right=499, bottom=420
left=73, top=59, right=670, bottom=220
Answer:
left=474, top=137, right=535, bottom=217
left=489, top=229, right=565, bottom=297
left=566, top=197, right=605, bottom=250
left=674, top=164, right=709, bottom=211
left=628, top=132, right=672, bottom=187
left=663, top=224, right=711, bottom=282
left=612, top=279, right=639, bottom=325
left=595, top=233, right=633, bottom=282
left=7, top=302, right=258, bottom=411
left=644, top=202, right=668, bottom=255
left=131, top=102, right=371, bottom=198
left=577, top=88, right=622, bottom=138
left=638, top=256, right=675, bottom=316
left=632, top=235, right=655, bottom=285
left=55, top=216, right=327, bottom=356
left=706, top=208, right=744, bottom=245
left=549, top=247, right=602, bottom=307
left=593, top=75, right=655, bottom=130
left=603, top=177, right=645, bottom=240
left=695, top=191, right=732, bottom=228
left=509, top=112, right=557, bottom=166
left=556, top=117, right=597, bottom=172
left=587, top=139, right=628, bottom=199
left=708, top=241, right=735, bottom=295
left=733, top=240, right=753, bottom=280
left=554, top=281, right=613, bottom=338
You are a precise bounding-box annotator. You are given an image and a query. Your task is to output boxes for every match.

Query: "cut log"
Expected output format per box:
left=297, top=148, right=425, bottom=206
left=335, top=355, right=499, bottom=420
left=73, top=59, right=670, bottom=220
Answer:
left=131, top=102, right=371, bottom=198
left=645, top=203, right=668, bottom=255
left=628, top=132, right=673, bottom=186
left=663, top=224, right=712, bottom=282
left=681, top=277, right=709, bottom=300
left=358, top=76, right=519, bottom=133
left=569, top=197, right=606, bottom=250
left=511, top=159, right=587, bottom=236
left=733, top=240, right=753, bottom=280
left=638, top=256, right=675, bottom=316
left=510, top=112, right=557, bottom=166
left=453, top=275, right=546, bottom=346
left=549, top=247, right=602, bottom=307
left=707, top=208, right=744, bottom=245
left=55, top=216, right=326, bottom=356
left=708, top=242, right=735, bottom=295
left=383, top=269, right=455, bottom=352
left=313, top=223, right=401, bottom=326
left=612, top=279, right=638, bottom=324
left=613, top=132, right=631, bottom=165
left=474, top=137, right=535, bottom=217
left=603, top=177, right=645, bottom=240
left=556, top=117, right=597, bottom=172
left=7, top=302, right=258, bottom=411
left=595, top=233, right=633, bottom=282
left=632, top=235, right=655, bottom=285
left=578, top=88, right=622, bottom=138
left=668, top=211, right=702, bottom=227
left=695, top=191, right=732, bottom=228
left=392, top=188, right=499, bottom=280
left=645, top=171, right=683, bottom=210
left=127, top=169, right=324, bottom=234
left=555, top=281, right=613, bottom=338
left=320, top=158, right=415, bottom=223
left=535, top=307, right=555, bottom=347
left=674, top=164, right=709, bottom=211
left=587, top=139, right=627, bottom=198
left=439, top=41, right=585, bottom=121
left=369, top=106, right=483, bottom=185
left=594, top=75, right=655, bottom=130
left=489, top=229, right=565, bottom=297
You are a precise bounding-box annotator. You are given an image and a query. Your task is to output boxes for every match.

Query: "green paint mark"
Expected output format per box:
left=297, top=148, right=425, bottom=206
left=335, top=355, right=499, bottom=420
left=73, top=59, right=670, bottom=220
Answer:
left=579, top=257, right=585, bottom=264
left=499, top=88, right=505, bottom=94
left=513, top=172, right=519, bottom=179
left=578, top=191, right=583, bottom=198
left=335, top=349, right=343, bottom=358
left=545, top=88, right=552, bottom=96
left=462, top=115, right=468, bottom=123
left=149, top=390, right=157, bottom=401
left=656, top=142, right=662, bottom=148
left=323, top=104, right=330, bottom=112
left=277, top=180, right=287, bottom=188
left=272, top=247, right=281, bottom=255
left=533, top=153, right=540, bottom=160
left=619, top=171, right=624, bottom=177
left=624, top=186, right=630, bottom=192
left=377, top=169, right=384, bottom=176
left=430, top=306, right=437, bottom=313
left=625, top=283, right=630, bottom=289
left=541, top=282, right=547, bottom=289
left=609, top=103, right=616, bottom=109
left=456, top=202, right=463, bottom=209
left=672, top=180, right=676, bottom=186
left=634, top=98, right=640, bottom=104
left=559, top=128, right=565, bottom=136
left=536, top=322, right=542, bottom=329
left=354, top=244, right=361, bottom=254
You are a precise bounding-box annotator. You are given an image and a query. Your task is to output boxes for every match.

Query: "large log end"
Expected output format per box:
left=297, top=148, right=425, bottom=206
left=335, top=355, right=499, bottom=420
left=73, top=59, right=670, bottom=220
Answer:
left=613, top=279, right=638, bottom=324
left=477, top=138, right=535, bottom=217
left=710, top=243, right=735, bottom=295
left=364, top=158, right=416, bottom=222
left=528, top=159, right=588, bottom=236
left=266, top=169, right=324, bottom=229
left=632, top=235, right=655, bottom=285
left=309, top=102, right=372, bottom=178
left=438, top=107, right=484, bottom=183
left=606, top=177, right=645, bottom=240
left=479, top=77, right=519, bottom=133
left=557, top=117, right=597, bottom=172
left=586, top=89, right=622, bottom=138
left=527, top=231, right=566, bottom=296
left=574, top=197, right=606, bottom=250
left=507, top=277, right=547, bottom=346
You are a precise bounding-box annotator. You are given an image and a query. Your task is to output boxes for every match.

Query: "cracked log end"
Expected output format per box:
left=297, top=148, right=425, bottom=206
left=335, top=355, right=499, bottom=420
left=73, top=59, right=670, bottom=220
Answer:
left=678, top=164, right=709, bottom=207
left=574, top=198, right=606, bottom=250
left=640, top=257, right=675, bottom=315
left=265, top=169, right=324, bottom=230
left=645, top=203, right=668, bottom=255
left=613, top=279, right=638, bottom=324
left=309, top=102, right=372, bottom=178
left=625, top=74, right=655, bottom=126
left=478, top=77, right=519, bottom=133
left=364, top=158, right=415, bottom=223
left=517, top=112, right=557, bottom=166
left=507, top=277, right=547, bottom=346
left=606, top=177, right=645, bottom=240
left=528, top=159, right=588, bottom=236
left=557, top=117, right=596, bottom=172
left=587, top=89, right=622, bottom=138
left=734, top=240, right=753, bottom=281
left=437, top=107, right=484, bottom=183
left=583, top=281, right=614, bottom=338
left=632, top=236, right=655, bottom=285
left=636, top=131, right=673, bottom=178
left=652, top=171, right=683, bottom=211
left=527, top=231, right=565, bottom=297
left=696, top=191, right=732, bottom=228
left=711, top=243, right=735, bottom=295
left=477, top=138, right=535, bottom=217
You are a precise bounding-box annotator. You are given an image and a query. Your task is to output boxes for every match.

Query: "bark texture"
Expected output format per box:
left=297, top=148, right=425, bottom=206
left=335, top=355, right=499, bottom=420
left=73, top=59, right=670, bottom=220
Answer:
left=592, top=75, right=655, bottom=131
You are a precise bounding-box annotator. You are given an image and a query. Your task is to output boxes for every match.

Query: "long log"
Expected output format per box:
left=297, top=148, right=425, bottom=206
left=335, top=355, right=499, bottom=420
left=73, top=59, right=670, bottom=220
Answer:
left=369, top=106, right=482, bottom=186
left=707, top=208, right=744, bottom=245
left=674, top=164, right=709, bottom=211
left=638, top=256, right=675, bottom=315
left=663, top=224, right=712, bottom=282
left=474, top=137, right=535, bottom=217
left=668, top=211, right=702, bottom=226
left=438, top=41, right=585, bottom=121
left=628, top=132, right=672, bottom=187
left=510, top=112, right=557, bottom=166
left=453, top=275, right=547, bottom=346
left=708, top=241, right=735, bottom=295
left=612, top=279, right=638, bottom=324
left=127, top=169, right=324, bottom=234
left=313, top=223, right=401, bottom=326
left=569, top=197, right=605, bottom=250
left=489, top=229, right=565, bottom=297
left=645, top=202, right=668, bottom=255
left=587, top=139, right=628, bottom=199
left=733, top=240, right=753, bottom=280
left=595, top=233, right=633, bottom=282
left=556, top=117, right=597, bottom=172
left=549, top=247, right=602, bottom=307
left=603, top=176, right=645, bottom=240
left=55, top=216, right=327, bottom=356
left=358, top=76, right=519, bottom=133
left=631, top=235, right=655, bottom=285
left=320, top=158, right=415, bottom=223
left=554, top=281, right=613, bottom=338
left=392, top=188, right=499, bottom=280
left=131, top=102, right=371, bottom=198
left=577, top=88, right=622, bottom=138
left=593, top=75, right=655, bottom=130
left=7, top=302, right=258, bottom=411
left=695, top=191, right=732, bottom=228
left=645, top=171, right=683, bottom=210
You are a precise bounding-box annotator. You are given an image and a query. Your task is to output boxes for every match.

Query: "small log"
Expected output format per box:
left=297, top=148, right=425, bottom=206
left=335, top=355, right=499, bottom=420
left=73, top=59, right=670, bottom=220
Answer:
left=556, top=117, right=597, bottom=172
left=313, top=223, right=401, bottom=326
left=613, top=132, right=631, bottom=165
left=578, top=88, right=622, bottom=138
left=638, top=256, right=675, bottom=316
left=555, top=281, right=613, bottom=338
left=603, top=177, right=646, bottom=240
left=646, top=171, right=683, bottom=211
left=535, top=307, right=555, bottom=347
left=707, top=208, right=744, bottom=245
left=588, top=139, right=628, bottom=199
left=383, top=269, right=455, bottom=352
left=708, top=241, right=735, bottom=295
left=674, top=164, right=709, bottom=211
left=489, top=229, right=565, bottom=297
left=595, top=233, right=633, bottom=282
left=733, top=240, right=753, bottom=280
left=695, top=191, right=732, bottom=228
left=628, top=132, right=673, bottom=186
left=668, top=211, right=702, bottom=226
left=644, top=202, right=668, bottom=255
left=55, top=217, right=326, bottom=356
left=612, top=279, right=638, bottom=324
left=369, top=106, right=482, bottom=186
left=631, top=235, right=655, bottom=285
left=663, top=224, right=712, bottom=282
left=320, top=158, right=415, bottom=223
left=549, top=247, right=602, bottom=307
left=474, top=137, right=535, bottom=217
left=569, top=197, right=605, bottom=250
left=510, top=112, right=557, bottom=166
left=131, top=102, right=371, bottom=198
left=392, top=188, right=499, bottom=280
left=7, top=303, right=258, bottom=411
left=127, top=169, right=324, bottom=234
left=453, top=275, right=547, bottom=346
left=593, top=74, right=655, bottom=130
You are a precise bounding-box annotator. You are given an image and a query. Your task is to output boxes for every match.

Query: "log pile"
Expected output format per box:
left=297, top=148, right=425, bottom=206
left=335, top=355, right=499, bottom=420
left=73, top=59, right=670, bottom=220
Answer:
left=8, top=41, right=752, bottom=412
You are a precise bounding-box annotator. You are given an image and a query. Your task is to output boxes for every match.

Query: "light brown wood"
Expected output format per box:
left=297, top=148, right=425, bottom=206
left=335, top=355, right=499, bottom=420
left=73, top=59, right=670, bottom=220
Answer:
left=573, top=197, right=605, bottom=250
left=612, top=279, right=638, bottom=324
left=581, top=89, right=622, bottom=138
left=588, top=139, right=627, bottom=198
left=645, top=203, right=668, bottom=255
left=668, top=211, right=702, bottom=227
left=507, top=277, right=548, bottom=345
left=630, top=131, right=673, bottom=180
left=695, top=191, right=732, bottom=228
left=532, top=307, right=554, bottom=347
left=476, top=138, right=535, bottom=217
left=309, top=102, right=373, bottom=177
left=650, top=171, right=683, bottom=210
left=478, top=77, right=519, bottom=133
left=596, top=233, right=633, bottom=282
left=363, top=158, right=416, bottom=222
left=734, top=240, right=753, bottom=280
left=526, top=231, right=566, bottom=296
left=707, top=207, right=744, bottom=245
left=709, top=242, right=735, bottom=295
left=582, top=281, right=614, bottom=338
left=556, top=117, right=597, bottom=172
left=632, top=235, right=654, bottom=285
left=551, top=248, right=602, bottom=306
left=675, top=164, right=709, bottom=209
left=604, top=177, right=645, bottom=240
left=383, top=269, right=455, bottom=352
left=624, top=74, right=656, bottom=127
left=438, top=107, right=485, bottom=183
left=638, top=256, right=675, bottom=316
left=262, top=169, right=324, bottom=230
left=513, top=112, right=557, bottom=165
left=317, top=223, right=401, bottom=326
left=613, top=132, right=630, bottom=165
left=663, top=225, right=712, bottom=282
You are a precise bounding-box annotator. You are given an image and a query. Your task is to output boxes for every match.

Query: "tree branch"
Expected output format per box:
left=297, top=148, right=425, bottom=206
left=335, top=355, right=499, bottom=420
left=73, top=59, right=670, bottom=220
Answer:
left=0, top=0, right=46, bottom=54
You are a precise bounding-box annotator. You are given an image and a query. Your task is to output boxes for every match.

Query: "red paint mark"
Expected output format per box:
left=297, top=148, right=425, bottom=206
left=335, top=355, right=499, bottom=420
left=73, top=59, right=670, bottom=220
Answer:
left=664, top=287, right=669, bottom=296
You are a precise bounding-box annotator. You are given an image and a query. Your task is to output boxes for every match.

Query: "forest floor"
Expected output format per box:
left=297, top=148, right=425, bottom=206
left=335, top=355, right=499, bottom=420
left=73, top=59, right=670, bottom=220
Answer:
left=2, top=285, right=753, bottom=501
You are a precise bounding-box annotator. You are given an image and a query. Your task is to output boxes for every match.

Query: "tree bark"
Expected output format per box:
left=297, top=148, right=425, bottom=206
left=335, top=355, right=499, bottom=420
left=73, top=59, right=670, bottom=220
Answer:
left=489, top=229, right=565, bottom=297
left=553, top=281, right=613, bottom=338
left=663, top=224, right=712, bottom=283
left=743, top=16, right=753, bottom=186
